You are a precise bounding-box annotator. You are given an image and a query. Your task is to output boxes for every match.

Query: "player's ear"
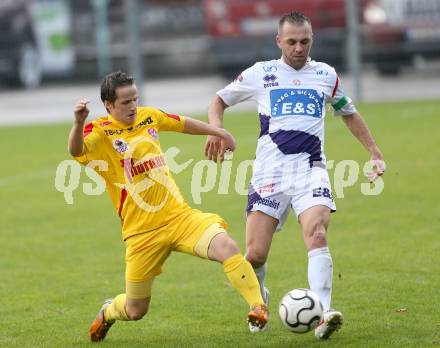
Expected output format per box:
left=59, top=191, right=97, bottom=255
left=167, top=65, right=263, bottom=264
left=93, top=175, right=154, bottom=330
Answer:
left=104, top=100, right=113, bottom=113
left=276, top=34, right=282, bottom=49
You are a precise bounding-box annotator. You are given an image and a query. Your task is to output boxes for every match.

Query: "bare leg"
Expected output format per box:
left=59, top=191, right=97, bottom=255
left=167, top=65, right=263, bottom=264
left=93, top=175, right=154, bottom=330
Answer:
left=245, top=211, right=278, bottom=298
left=207, top=232, right=240, bottom=262
left=245, top=211, right=278, bottom=267
left=125, top=297, right=151, bottom=320
left=298, top=205, right=330, bottom=251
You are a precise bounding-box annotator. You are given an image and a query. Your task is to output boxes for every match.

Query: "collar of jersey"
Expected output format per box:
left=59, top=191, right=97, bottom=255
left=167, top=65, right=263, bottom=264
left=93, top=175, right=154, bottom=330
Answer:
left=107, top=114, right=132, bottom=129
left=279, top=56, right=312, bottom=72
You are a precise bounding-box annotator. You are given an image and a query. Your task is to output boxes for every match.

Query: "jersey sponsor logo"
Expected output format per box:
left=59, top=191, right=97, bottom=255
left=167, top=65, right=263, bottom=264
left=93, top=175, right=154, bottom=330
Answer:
left=135, top=116, right=153, bottom=129
left=270, top=88, right=324, bottom=118
left=254, top=197, right=280, bottom=210
left=262, top=65, right=277, bottom=73
left=263, top=74, right=279, bottom=88
left=104, top=117, right=152, bottom=136
left=105, top=129, right=124, bottom=136
left=264, top=82, right=279, bottom=88
left=258, top=183, right=275, bottom=194
left=112, top=139, right=129, bottom=153
left=99, top=120, right=112, bottom=127
left=119, top=155, right=166, bottom=178
left=263, top=74, right=277, bottom=82
left=312, top=187, right=333, bottom=201
left=147, top=127, right=159, bottom=140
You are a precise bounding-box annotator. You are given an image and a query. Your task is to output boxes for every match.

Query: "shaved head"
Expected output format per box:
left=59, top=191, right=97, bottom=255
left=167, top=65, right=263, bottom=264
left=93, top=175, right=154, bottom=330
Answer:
left=278, top=12, right=312, bottom=35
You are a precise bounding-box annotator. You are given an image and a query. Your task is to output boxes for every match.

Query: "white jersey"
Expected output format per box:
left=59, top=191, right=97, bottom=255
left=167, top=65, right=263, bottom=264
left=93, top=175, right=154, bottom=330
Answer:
left=217, top=58, right=356, bottom=184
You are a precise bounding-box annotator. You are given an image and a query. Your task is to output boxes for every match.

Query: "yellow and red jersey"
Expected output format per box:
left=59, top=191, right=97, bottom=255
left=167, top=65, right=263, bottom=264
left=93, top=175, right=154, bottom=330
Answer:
left=73, top=106, right=193, bottom=240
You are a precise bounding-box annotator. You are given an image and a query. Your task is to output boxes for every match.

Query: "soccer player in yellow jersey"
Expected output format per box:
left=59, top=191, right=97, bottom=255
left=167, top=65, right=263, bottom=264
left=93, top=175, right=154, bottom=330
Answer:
left=68, top=71, right=268, bottom=342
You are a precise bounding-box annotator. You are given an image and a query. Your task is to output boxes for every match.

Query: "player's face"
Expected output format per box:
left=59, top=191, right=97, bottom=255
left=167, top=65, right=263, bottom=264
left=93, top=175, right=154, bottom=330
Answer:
left=106, top=84, right=138, bottom=126
left=277, top=21, right=313, bottom=70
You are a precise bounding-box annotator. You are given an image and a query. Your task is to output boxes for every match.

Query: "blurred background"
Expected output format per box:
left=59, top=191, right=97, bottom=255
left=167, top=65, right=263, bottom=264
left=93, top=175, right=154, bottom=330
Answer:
left=0, top=0, right=439, bottom=125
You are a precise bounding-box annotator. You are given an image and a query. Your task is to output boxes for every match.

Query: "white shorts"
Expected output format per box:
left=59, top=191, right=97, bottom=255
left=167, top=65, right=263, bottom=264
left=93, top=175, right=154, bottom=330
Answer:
left=246, top=166, right=336, bottom=231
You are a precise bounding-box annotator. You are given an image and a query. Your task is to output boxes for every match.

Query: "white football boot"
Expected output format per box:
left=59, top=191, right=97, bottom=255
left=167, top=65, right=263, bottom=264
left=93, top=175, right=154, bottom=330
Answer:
left=248, top=287, right=270, bottom=333
left=314, top=309, right=344, bottom=339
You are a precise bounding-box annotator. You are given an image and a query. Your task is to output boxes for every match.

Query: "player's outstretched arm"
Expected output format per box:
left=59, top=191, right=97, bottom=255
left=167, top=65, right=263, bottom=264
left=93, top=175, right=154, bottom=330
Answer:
left=341, top=111, right=385, bottom=182
left=184, top=116, right=235, bottom=162
left=68, top=98, right=90, bottom=156
left=205, top=95, right=229, bottom=162
left=207, top=95, right=228, bottom=128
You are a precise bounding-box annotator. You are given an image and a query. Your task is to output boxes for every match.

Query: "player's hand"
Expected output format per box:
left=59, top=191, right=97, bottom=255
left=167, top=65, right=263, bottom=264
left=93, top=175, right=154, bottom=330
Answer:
left=74, top=98, right=90, bottom=124
left=367, top=152, right=386, bottom=182
left=218, top=129, right=236, bottom=162
left=205, top=135, right=222, bottom=162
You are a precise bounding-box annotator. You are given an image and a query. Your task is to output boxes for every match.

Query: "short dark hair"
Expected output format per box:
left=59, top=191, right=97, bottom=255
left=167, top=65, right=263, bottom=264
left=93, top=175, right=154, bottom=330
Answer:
left=100, top=71, right=135, bottom=103
left=278, top=11, right=311, bottom=33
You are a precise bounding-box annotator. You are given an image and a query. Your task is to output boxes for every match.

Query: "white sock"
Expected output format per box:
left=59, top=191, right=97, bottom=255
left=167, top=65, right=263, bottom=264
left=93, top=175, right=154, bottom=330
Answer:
left=253, top=263, right=268, bottom=298
left=308, top=246, right=333, bottom=312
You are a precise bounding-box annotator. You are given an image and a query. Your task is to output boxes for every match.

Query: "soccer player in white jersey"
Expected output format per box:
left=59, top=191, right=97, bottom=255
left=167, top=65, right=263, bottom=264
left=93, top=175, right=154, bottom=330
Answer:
left=205, top=12, right=385, bottom=339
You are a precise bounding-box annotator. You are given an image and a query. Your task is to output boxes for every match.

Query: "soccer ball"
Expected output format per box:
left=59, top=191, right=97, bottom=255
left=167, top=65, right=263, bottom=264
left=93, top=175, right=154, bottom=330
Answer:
left=278, top=288, right=323, bottom=333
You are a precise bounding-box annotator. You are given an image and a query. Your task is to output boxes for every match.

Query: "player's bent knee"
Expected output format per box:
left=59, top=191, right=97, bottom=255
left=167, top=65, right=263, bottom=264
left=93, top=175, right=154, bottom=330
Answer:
left=126, top=309, right=146, bottom=321
left=208, top=234, right=240, bottom=262
left=125, top=295, right=151, bottom=321
left=303, top=217, right=326, bottom=236
left=125, top=303, right=149, bottom=321
left=312, top=230, right=327, bottom=245
left=222, top=237, right=240, bottom=256
left=305, top=226, right=327, bottom=249
left=246, top=249, right=267, bottom=267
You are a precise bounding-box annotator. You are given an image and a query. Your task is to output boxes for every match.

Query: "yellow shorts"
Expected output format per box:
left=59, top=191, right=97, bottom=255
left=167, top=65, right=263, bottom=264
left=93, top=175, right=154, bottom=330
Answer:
left=124, top=208, right=227, bottom=299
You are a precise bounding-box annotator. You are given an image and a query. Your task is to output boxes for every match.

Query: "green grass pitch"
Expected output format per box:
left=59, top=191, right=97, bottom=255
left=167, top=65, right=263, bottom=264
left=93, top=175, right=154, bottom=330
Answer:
left=1, top=100, right=439, bottom=347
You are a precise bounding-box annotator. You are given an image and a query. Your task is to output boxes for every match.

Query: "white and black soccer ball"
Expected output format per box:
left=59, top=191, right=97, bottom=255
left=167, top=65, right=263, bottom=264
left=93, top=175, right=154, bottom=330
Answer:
left=278, top=288, right=323, bottom=333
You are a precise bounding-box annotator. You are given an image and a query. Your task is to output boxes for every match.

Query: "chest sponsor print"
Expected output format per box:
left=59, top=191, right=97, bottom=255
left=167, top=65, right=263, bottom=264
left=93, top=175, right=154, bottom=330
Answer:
left=270, top=88, right=324, bottom=118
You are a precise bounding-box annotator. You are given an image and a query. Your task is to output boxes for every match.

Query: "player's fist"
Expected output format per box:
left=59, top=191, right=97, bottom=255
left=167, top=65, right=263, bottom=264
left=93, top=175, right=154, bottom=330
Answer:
left=205, top=135, right=222, bottom=162
left=367, top=151, right=386, bottom=182
left=74, top=98, right=90, bottom=123
left=219, top=128, right=236, bottom=153
left=205, top=129, right=236, bottom=163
